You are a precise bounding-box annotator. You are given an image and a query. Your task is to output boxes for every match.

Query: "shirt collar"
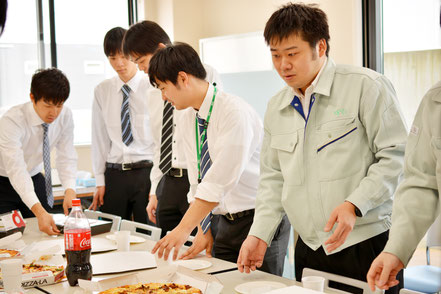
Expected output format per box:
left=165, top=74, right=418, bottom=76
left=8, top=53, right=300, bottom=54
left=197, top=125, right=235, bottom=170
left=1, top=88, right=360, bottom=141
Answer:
left=279, top=57, right=336, bottom=110
left=197, top=83, right=215, bottom=120
left=26, top=102, right=45, bottom=127
left=293, top=57, right=328, bottom=99
left=115, top=70, right=144, bottom=93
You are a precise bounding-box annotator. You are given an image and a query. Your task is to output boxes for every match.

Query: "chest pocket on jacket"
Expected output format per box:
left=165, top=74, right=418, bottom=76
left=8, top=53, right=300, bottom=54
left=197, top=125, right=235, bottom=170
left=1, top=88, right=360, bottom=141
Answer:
left=316, top=117, right=361, bottom=180
left=270, top=131, right=303, bottom=185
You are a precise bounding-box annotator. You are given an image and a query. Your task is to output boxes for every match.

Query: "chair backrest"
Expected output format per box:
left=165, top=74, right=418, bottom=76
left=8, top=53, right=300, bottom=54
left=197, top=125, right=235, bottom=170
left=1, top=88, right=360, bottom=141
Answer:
left=83, top=210, right=122, bottom=232
left=426, top=214, right=441, bottom=264
left=302, top=268, right=377, bottom=294
left=120, top=219, right=162, bottom=241
left=399, top=288, right=425, bottom=294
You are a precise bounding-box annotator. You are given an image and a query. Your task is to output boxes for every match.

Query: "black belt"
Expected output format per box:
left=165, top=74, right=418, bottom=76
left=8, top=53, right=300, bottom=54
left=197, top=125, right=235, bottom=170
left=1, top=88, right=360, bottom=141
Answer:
left=106, top=160, right=153, bottom=171
left=165, top=168, right=187, bottom=178
left=223, top=209, right=254, bottom=221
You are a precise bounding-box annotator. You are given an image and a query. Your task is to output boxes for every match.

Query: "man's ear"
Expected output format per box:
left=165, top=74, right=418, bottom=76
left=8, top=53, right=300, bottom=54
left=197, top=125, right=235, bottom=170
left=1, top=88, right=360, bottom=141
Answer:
left=30, top=93, right=35, bottom=103
left=158, top=43, right=166, bottom=49
left=318, top=39, right=327, bottom=57
left=178, top=71, right=189, bottom=87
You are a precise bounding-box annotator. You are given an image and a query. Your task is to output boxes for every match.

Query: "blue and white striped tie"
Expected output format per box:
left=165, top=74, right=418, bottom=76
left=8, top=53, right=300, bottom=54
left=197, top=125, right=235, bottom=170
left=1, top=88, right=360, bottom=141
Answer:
left=121, top=84, right=133, bottom=146
left=42, top=123, right=54, bottom=208
left=197, top=114, right=213, bottom=234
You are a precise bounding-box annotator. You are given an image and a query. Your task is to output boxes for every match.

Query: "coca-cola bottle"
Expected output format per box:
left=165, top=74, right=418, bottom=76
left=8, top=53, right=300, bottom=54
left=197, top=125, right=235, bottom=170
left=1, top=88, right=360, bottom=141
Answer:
left=64, top=199, right=92, bottom=286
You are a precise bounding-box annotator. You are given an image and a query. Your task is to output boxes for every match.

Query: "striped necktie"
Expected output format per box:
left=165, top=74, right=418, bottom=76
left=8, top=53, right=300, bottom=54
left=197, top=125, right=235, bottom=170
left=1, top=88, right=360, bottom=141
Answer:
left=42, top=123, right=54, bottom=208
left=159, top=101, right=174, bottom=174
left=121, top=84, right=134, bottom=146
left=197, top=114, right=213, bottom=234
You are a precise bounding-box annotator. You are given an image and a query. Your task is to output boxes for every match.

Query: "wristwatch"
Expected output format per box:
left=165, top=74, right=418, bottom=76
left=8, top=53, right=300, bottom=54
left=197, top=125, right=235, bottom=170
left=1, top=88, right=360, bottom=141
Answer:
left=354, top=206, right=362, bottom=217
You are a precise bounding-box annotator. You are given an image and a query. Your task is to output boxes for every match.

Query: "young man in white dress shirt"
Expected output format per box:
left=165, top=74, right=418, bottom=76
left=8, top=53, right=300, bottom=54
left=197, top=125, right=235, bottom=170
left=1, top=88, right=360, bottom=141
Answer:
left=149, top=43, right=290, bottom=276
left=123, top=21, right=222, bottom=236
left=89, top=27, right=154, bottom=224
left=0, top=68, right=77, bottom=235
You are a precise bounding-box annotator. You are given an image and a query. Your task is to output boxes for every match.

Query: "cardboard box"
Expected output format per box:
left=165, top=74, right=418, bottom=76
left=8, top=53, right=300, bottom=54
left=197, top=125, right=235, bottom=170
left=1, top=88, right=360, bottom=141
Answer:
left=0, top=255, right=65, bottom=289
left=79, top=265, right=223, bottom=294
left=0, top=211, right=26, bottom=239
left=53, top=214, right=112, bottom=236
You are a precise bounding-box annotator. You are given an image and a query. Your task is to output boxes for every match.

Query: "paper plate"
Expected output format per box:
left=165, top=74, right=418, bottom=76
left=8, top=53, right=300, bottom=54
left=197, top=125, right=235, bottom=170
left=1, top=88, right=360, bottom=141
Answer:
left=173, top=259, right=212, bottom=270
left=235, top=281, right=287, bottom=294
left=106, top=234, right=146, bottom=244
left=91, top=251, right=157, bottom=275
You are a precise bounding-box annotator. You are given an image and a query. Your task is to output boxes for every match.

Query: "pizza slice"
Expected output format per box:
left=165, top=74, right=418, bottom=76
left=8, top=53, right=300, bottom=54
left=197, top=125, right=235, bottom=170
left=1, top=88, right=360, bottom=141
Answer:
left=98, top=282, right=203, bottom=294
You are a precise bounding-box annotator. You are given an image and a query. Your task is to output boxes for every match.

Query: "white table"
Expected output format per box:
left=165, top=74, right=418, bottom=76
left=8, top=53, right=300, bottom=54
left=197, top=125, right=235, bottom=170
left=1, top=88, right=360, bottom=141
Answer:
left=20, top=218, right=297, bottom=293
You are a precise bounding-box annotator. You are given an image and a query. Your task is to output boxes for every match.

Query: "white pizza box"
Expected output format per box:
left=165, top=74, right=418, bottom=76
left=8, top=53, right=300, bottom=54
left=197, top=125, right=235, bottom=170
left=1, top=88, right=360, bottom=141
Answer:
left=266, top=285, right=324, bottom=294
left=0, top=254, right=65, bottom=289
left=79, top=265, right=223, bottom=294
left=32, top=236, right=117, bottom=255
left=91, top=251, right=157, bottom=275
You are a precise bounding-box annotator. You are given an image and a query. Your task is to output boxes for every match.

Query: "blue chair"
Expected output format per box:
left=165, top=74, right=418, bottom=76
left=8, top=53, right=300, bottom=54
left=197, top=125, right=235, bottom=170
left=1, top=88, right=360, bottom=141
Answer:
left=404, top=216, right=441, bottom=294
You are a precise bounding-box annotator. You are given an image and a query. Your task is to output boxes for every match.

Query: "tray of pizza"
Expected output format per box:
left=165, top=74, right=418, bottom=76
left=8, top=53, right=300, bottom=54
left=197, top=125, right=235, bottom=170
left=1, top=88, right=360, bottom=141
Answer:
left=78, top=265, right=223, bottom=294
left=0, top=254, right=65, bottom=288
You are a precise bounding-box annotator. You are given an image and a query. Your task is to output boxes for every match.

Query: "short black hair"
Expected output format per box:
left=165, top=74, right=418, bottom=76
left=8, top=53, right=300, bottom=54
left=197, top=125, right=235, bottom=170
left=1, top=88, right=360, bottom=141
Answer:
left=103, top=27, right=126, bottom=57
left=31, top=68, right=70, bottom=105
left=123, top=20, right=171, bottom=57
left=148, top=42, right=206, bottom=87
left=264, top=2, right=330, bottom=56
left=0, top=0, right=7, bottom=36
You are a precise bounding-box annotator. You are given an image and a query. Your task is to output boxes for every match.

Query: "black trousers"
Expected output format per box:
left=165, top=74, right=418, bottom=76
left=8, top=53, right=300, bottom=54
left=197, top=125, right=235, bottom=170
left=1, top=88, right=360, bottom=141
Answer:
left=100, top=166, right=151, bottom=224
left=0, top=173, right=51, bottom=217
left=155, top=174, right=191, bottom=238
left=295, top=231, right=404, bottom=294
left=213, top=213, right=291, bottom=276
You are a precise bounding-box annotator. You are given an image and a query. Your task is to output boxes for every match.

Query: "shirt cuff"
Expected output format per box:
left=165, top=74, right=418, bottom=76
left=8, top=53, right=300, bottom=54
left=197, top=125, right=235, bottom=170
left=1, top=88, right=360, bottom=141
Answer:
left=62, top=179, right=76, bottom=191
left=22, top=192, right=40, bottom=211
left=95, top=174, right=105, bottom=187
left=150, top=181, right=158, bottom=196
left=194, top=182, right=223, bottom=203
left=383, top=240, right=413, bottom=267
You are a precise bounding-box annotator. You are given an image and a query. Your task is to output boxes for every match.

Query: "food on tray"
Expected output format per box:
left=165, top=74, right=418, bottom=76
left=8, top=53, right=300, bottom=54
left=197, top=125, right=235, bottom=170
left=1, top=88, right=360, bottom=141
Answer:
left=0, top=262, right=64, bottom=279
left=0, top=249, right=19, bottom=258
left=98, top=282, right=202, bottom=294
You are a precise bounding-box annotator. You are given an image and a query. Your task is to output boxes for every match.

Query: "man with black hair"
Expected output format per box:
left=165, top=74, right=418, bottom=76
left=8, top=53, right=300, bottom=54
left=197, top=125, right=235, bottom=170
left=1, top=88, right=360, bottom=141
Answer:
left=89, top=27, right=154, bottom=224
left=237, top=3, right=407, bottom=293
left=123, top=21, right=222, bottom=237
left=149, top=42, right=290, bottom=276
left=0, top=68, right=77, bottom=235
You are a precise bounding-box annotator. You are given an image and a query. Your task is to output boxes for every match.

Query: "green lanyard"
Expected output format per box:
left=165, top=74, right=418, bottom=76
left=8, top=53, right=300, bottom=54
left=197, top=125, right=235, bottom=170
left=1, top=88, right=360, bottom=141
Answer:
left=195, top=85, right=217, bottom=181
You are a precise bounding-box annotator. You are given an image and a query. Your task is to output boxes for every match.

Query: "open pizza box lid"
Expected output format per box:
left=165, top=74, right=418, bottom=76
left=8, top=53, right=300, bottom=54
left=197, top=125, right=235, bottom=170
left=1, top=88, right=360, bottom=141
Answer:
left=0, top=254, right=65, bottom=289
left=79, top=265, right=223, bottom=293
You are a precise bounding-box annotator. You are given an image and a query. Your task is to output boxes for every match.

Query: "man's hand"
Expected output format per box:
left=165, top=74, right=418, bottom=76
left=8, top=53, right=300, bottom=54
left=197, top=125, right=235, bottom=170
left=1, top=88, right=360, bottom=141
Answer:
left=152, top=225, right=193, bottom=261
left=62, top=188, right=76, bottom=215
left=237, top=235, right=268, bottom=273
left=324, top=201, right=357, bottom=252
left=147, top=194, right=158, bottom=224
left=31, top=203, right=59, bottom=235
left=179, top=227, right=213, bottom=260
left=89, top=186, right=105, bottom=211
left=367, top=252, right=403, bottom=291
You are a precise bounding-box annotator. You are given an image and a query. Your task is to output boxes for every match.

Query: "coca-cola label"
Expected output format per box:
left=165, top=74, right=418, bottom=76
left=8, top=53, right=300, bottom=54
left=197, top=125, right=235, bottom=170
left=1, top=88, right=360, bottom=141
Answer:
left=64, top=230, right=91, bottom=251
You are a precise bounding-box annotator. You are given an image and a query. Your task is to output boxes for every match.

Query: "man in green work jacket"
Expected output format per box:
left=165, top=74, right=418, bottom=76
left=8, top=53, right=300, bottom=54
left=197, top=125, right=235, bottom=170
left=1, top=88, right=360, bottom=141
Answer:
left=367, top=81, right=441, bottom=290
left=237, top=3, right=407, bottom=293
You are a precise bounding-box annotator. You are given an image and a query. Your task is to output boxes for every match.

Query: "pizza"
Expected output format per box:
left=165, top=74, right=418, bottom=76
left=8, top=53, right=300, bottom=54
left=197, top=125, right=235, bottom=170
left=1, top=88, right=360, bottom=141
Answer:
left=98, top=282, right=203, bottom=294
left=0, top=249, right=20, bottom=258
left=0, top=262, right=64, bottom=280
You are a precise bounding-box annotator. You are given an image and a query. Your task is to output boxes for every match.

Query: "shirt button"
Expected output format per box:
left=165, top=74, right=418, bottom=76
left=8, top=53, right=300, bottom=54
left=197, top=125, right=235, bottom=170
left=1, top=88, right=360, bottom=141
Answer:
left=173, top=140, right=176, bottom=143
left=174, top=157, right=176, bottom=160
left=173, top=124, right=176, bottom=127
left=328, top=134, right=332, bottom=138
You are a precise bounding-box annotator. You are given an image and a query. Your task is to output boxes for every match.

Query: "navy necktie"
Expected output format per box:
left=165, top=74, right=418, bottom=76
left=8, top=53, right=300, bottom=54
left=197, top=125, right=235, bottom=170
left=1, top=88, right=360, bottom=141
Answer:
left=197, top=114, right=213, bottom=234
left=121, top=84, right=133, bottom=146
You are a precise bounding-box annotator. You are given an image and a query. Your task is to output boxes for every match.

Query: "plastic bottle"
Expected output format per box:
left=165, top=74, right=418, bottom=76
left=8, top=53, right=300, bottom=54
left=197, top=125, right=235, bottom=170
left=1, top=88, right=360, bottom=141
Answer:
left=64, top=199, right=92, bottom=286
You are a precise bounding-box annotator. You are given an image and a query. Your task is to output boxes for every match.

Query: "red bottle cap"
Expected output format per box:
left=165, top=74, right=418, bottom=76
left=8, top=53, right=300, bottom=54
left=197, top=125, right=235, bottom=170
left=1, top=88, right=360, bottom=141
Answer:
left=72, top=199, right=81, bottom=206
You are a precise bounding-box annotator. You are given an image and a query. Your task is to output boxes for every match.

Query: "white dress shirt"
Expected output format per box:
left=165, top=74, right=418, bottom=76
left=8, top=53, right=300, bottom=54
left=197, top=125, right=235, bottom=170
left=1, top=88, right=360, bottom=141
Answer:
left=92, top=71, right=155, bottom=186
left=182, top=84, right=262, bottom=215
left=294, top=58, right=327, bottom=118
left=0, top=102, right=77, bottom=209
left=149, top=64, right=223, bottom=194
